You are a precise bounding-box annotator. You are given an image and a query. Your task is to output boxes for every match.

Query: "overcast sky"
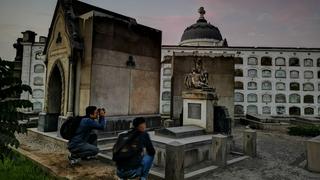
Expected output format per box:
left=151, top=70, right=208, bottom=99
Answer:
left=0, top=0, right=320, bottom=60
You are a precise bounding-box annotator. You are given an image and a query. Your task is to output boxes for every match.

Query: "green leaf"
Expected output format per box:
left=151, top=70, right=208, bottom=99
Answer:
left=0, top=58, right=32, bottom=159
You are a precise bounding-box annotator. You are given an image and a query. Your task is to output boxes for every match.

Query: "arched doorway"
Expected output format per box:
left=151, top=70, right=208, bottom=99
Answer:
left=39, top=62, right=64, bottom=132
left=47, top=64, right=63, bottom=114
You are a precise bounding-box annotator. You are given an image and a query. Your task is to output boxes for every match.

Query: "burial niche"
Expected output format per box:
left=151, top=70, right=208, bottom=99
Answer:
left=289, top=57, right=300, bottom=66
left=289, top=107, right=301, bottom=116
left=275, top=57, right=285, bottom=66
left=261, top=56, right=272, bottom=66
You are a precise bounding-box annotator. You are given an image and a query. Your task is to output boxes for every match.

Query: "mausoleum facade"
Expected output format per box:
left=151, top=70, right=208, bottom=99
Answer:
left=39, top=0, right=162, bottom=132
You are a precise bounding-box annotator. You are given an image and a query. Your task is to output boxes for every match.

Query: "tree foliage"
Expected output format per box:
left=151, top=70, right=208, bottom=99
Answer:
left=0, top=57, right=33, bottom=162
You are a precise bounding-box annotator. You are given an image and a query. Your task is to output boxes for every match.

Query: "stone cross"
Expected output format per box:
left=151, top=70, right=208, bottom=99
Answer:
left=198, top=7, right=206, bottom=19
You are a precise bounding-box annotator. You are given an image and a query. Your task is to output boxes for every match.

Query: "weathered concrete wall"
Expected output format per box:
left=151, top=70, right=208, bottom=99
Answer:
left=172, top=56, right=234, bottom=120
left=92, top=17, right=161, bottom=58
left=89, top=17, right=161, bottom=116
left=77, top=16, right=94, bottom=116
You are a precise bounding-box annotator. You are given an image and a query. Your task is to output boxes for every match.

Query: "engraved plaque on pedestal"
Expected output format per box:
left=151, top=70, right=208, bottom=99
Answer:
left=182, top=90, right=218, bottom=133
left=188, top=103, right=201, bottom=119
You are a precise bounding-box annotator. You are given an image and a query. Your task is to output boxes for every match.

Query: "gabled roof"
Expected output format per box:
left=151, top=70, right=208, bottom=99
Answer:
left=71, top=0, right=134, bottom=21
left=43, top=0, right=137, bottom=54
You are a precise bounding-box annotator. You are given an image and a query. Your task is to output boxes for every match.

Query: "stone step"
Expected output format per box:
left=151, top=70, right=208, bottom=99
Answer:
left=97, top=132, right=119, bottom=139
left=97, top=152, right=165, bottom=179
left=99, top=144, right=114, bottom=154
left=155, top=125, right=205, bottom=138
left=97, top=136, right=118, bottom=145
left=97, top=153, right=114, bottom=164
left=18, top=119, right=38, bottom=128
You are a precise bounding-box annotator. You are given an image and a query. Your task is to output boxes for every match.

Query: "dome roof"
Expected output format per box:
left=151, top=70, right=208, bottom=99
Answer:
left=180, top=7, right=223, bottom=43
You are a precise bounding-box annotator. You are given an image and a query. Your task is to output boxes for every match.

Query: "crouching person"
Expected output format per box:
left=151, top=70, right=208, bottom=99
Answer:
left=113, top=117, right=155, bottom=180
left=67, top=106, right=106, bottom=165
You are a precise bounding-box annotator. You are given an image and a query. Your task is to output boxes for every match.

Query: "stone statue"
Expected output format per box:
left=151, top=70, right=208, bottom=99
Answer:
left=184, top=57, right=211, bottom=89
left=13, top=38, right=23, bottom=61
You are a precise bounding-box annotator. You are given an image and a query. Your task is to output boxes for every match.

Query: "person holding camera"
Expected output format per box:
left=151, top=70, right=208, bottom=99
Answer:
left=67, top=106, right=106, bottom=165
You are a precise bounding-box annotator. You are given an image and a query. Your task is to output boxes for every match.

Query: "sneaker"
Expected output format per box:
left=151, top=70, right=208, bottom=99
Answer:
left=68, top=155, right=81, bottom=165
left=81, top=156, right=98, bottom=161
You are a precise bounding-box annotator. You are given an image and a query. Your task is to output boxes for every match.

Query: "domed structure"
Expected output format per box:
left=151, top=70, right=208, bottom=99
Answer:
left=179, top=7, right=227, bottom=47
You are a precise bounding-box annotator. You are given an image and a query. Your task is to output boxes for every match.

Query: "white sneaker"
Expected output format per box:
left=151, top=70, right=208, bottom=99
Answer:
left=68, top=155, right=81, bottom=165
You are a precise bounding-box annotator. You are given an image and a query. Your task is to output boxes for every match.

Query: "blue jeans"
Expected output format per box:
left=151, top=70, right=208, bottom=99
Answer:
left=117, top=154, right=154, bottom=179
left=68, top=134, right=99, bottom=158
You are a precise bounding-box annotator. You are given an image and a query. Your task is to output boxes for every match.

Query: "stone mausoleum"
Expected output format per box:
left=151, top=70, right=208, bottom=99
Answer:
left=160, top=7, right=235, bottom=126
left=39, top=0, right=162, bottom=132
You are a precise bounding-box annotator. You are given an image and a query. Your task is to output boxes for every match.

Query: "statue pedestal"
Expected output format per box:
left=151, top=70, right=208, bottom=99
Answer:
left=182, top=89, right=218, bottom=133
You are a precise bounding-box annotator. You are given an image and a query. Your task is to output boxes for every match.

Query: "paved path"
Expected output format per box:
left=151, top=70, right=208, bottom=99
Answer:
left=201, top=126, right=320, bottom=180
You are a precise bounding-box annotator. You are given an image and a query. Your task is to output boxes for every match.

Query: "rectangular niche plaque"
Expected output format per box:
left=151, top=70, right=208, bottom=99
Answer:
left=188, top=103, right=201, bottom=120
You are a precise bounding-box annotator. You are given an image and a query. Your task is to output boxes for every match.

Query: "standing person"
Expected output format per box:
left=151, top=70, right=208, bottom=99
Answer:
left=113, top=117, right=155, bottom=180
left=67, top=106, right=106, bottom=165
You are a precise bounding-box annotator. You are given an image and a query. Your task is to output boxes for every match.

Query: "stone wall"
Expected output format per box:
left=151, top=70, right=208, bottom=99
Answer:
left=89, top=16, right=161, bottom=116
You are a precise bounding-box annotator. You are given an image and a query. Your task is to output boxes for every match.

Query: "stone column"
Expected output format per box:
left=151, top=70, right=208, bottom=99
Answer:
left=66, top=56, right=75, bottom=117
left=206, top=99, right=215, bottom=133
left=243, top=129, right=257, bottom=157
left=165, top=141, right=185, bottom=180
left=20, top=43, right=32, bottom=100
left=212, top=134, right=227, bottom=166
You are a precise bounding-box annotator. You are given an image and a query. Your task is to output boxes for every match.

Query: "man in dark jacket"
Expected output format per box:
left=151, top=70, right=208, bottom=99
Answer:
left=116, top=117, right=155, bottom=180
left=67, top=106, right=106, bottom=165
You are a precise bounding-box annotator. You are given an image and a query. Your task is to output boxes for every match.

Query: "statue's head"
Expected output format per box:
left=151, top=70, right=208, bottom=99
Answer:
left=204, top=72, right=208, bottom=78
left=195, top=57, right=202, bottom=73
left=17, top=38, right=23, bottom=43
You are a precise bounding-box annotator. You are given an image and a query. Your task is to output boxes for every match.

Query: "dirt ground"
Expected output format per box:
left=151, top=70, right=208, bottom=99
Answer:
left=201, top=126, right=320, bottom=180
left=16, top=134, right=118, bottom=180
left=16, top=126, right=320, bottom=180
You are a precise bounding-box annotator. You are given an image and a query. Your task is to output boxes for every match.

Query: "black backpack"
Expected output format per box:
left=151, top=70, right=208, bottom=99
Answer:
left=60, top=116, right=83, bottom=140
left=112, top=130, right=141, bottom=163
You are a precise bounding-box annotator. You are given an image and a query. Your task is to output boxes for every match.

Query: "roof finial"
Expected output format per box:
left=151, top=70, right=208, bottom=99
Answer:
left=197, top=7, right=207, bottom=23
left=198, top=7, right=206, bottom=19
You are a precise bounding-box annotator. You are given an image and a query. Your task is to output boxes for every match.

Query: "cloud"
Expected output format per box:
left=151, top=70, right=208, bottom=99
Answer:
left=257, top=13, right=273, bottom=22
left=137, top=15, right=195, bottom=44
left=0, top=0, right=320, bottom=59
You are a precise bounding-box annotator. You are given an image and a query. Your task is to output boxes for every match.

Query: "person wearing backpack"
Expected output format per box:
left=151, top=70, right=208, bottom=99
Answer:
left=113, top=117, right=155, bottom=180
left=67, top=106, right=106, bottom=165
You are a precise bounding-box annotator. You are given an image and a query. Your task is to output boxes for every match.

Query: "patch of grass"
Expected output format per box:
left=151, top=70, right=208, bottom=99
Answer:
left=288, top=125, right=320, bottom=137
left=0, top=152, right=59, bottom=180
